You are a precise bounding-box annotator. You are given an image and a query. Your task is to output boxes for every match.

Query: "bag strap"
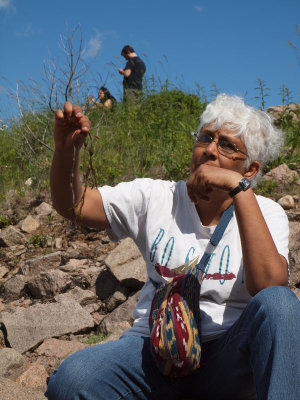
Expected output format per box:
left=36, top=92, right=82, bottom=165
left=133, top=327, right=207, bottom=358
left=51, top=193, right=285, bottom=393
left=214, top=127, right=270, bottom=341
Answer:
left=196, top=204, right=234, bottom=275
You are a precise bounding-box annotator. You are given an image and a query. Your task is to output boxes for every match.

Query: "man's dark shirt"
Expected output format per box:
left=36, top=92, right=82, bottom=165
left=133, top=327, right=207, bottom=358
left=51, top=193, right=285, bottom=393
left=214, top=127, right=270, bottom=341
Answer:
left=123, top=56, right=146, bottom=90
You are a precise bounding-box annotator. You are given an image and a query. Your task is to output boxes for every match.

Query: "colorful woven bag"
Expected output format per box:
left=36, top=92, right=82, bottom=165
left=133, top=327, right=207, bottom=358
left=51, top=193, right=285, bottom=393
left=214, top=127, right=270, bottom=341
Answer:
left=149, top=205, right=234, bottom=378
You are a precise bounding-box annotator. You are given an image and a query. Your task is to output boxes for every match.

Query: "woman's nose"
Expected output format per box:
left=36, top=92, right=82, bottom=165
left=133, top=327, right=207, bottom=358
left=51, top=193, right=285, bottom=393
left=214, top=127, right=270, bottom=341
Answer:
left=204, top=139, right=218, bottom=156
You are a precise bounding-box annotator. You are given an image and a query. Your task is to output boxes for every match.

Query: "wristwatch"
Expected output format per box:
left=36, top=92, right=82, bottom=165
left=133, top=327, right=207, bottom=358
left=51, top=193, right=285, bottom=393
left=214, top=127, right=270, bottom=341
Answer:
left=229, top=177, right=251, bottom=198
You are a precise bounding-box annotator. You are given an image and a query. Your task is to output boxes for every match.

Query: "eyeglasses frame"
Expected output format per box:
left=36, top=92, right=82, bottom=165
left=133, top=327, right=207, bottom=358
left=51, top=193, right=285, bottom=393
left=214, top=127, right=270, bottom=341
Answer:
left=194, top=131, right=248, bottom=157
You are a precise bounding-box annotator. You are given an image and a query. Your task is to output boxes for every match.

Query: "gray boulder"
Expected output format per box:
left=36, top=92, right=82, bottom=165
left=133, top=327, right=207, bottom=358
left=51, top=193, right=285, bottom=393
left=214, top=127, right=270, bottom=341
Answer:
left=0, top=226, right=26, bottom=247
left=26, top=269, right=72, bottom=299
left=0, top=348, right=25, bottom=378
left=1, top=299, right=94, bottom=353
left=99, top=291, right=140, bottom=334
left=104, top=238, right=147, bottom=289
left=289, top=221, right=300, bottom=288
left=20, top=252, right=62, bottom=275
left=20, top=215, right=40, bottom=233
left=0, top=376, right=46, bottom=400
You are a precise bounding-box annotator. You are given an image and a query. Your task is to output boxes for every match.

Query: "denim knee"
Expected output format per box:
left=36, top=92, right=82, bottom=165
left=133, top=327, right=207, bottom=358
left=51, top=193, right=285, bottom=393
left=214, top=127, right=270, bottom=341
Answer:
left=46, top=349, right=92, bottom=400
left=251, top=286, right=299, bottom=326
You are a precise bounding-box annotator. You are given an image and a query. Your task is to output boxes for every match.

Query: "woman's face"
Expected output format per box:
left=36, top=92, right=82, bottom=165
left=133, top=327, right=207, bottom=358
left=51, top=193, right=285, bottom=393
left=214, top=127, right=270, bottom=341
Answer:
left=99, top=90, right=104, bottom=100
left=190, top=124, right=248, bottom=176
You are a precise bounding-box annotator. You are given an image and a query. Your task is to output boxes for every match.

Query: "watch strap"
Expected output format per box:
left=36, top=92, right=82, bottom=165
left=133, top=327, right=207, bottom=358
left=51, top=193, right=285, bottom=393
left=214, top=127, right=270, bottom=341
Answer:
left=229, top=177, right=251, bottom=198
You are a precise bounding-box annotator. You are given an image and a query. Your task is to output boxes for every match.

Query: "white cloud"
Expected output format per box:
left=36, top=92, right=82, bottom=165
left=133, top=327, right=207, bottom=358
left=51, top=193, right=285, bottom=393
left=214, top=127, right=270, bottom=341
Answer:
left=194, top=5, right=203, bottom=12
left=83, top=30, right=103, bottom=59
left=14, top=22, right=33, bottom=37
left=0, top=0, right=14, bottom=11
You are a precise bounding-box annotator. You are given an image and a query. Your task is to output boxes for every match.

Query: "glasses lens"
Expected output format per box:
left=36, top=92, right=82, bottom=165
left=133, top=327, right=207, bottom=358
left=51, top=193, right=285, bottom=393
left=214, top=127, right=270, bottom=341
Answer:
left=218, top=140, right=236, bottom=154
left=197, top=133, right=212, bottom=145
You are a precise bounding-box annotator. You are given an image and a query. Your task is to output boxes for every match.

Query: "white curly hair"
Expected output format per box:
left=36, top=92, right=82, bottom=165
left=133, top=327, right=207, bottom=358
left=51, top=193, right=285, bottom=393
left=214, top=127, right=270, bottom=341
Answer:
left=195, top=94, right=285, bottom=185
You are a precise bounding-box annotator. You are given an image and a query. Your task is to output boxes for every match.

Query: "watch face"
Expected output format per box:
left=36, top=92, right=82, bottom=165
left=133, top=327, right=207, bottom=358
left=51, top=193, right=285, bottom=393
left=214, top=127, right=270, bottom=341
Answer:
left=240, top=177, right=251, bottom=191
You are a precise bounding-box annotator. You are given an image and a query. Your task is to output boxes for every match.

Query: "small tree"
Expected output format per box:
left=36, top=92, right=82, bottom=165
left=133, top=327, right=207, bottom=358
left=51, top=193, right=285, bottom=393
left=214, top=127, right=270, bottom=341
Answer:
left=2, top=25, right=99, bottom=191
left=6, top=25, right=97, bottom=155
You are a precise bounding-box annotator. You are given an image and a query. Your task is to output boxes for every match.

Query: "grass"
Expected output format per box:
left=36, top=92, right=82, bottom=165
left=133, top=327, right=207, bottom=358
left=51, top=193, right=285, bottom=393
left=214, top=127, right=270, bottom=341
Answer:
left=82, top=333, right=110, bottom=344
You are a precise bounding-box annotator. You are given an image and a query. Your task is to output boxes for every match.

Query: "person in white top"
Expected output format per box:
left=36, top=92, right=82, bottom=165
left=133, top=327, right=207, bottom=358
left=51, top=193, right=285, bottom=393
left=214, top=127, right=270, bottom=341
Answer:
left=46, top=94, right=300, bottom=400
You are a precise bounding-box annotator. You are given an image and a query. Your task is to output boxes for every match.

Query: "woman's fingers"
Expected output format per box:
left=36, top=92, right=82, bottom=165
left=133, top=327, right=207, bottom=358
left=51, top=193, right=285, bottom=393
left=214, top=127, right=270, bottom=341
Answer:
left=54, top=102, right=91, bottom=150
left=187, top=168, right=213, bottom=203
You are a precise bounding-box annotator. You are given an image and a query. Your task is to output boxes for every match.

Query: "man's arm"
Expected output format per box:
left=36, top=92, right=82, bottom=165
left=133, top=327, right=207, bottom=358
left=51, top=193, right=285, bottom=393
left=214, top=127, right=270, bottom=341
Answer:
left=50, top=101, right=110, bottom=230
left=118, top=68, right=132, bottom=78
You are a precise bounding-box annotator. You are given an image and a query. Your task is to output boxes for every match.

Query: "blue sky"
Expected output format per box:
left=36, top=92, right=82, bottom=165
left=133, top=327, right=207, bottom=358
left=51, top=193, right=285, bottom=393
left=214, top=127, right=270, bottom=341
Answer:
left=1, top=0, right=299, bottom=120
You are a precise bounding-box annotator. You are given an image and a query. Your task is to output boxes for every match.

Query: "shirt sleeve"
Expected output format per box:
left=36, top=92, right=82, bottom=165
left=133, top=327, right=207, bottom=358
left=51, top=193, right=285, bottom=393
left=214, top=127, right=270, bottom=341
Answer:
left=257, top=195, right=289, bottom=263
left=99, top=178, right=153, bottom=243
left=125, top=59, right=135, bottom=71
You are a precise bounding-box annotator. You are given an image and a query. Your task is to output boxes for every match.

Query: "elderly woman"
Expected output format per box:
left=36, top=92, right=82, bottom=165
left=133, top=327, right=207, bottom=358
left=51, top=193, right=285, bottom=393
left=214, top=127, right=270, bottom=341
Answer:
left=47, top=94, right=299, bottom=400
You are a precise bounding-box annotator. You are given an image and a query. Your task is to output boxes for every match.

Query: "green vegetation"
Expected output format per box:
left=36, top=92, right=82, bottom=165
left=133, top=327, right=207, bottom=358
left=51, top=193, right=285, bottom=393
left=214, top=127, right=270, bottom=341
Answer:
left=82, top=333, right=110, bottom=344
left=28, top=233, right=46, bottom=248
left=0, top=214, right=11, bottom=229
left=0, top=78, right=299, bottom=206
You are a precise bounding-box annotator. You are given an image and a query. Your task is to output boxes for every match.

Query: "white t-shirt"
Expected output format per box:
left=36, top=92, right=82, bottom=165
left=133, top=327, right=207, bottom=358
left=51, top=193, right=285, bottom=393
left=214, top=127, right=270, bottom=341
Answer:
left=99, top=178, right=289, bottom=341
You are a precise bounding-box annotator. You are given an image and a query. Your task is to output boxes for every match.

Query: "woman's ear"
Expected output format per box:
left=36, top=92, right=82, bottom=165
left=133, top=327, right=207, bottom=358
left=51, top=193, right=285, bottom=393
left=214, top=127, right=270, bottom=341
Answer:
left=244, top=161, right=260, bottom=180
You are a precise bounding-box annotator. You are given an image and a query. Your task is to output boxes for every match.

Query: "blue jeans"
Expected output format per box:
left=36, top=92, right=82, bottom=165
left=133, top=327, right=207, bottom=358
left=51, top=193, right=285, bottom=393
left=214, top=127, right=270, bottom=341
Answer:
left=45, top=286, right=300, bottom=400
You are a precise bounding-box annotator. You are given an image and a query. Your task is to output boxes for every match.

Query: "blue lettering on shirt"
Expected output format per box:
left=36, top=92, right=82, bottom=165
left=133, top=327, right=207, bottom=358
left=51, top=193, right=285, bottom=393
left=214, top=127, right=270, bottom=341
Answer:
left=150, top=228, right=164, bottom=262
left=219, top=245, right=230, bottom=285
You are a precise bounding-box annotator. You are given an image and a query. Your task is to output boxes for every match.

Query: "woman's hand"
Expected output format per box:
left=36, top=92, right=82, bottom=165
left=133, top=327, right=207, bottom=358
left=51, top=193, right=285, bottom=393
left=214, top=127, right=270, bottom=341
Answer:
left=54, top=101, right=91, bottom=153
left=186, top=164, right=242, bottom=203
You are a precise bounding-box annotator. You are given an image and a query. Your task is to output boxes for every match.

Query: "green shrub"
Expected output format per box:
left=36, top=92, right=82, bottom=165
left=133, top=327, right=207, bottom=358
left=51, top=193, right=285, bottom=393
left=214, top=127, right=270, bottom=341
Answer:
left=254, top=179, right=279, bottom=197
left=82, top=333, right=110, bottom=344
left=28, top=234, right=46, bottom=248
left=0, top=214, right=11, bottom=229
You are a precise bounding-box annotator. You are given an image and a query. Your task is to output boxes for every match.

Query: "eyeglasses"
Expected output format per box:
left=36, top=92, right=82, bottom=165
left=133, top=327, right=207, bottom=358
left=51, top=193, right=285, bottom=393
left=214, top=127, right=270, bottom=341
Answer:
left=194, top=132, right=248, bottom=157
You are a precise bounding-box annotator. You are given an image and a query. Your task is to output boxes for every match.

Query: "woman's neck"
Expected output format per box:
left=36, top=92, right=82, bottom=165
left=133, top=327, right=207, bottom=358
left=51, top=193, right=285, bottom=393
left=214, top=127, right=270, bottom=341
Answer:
left=195, top=195, right=233, bottom=226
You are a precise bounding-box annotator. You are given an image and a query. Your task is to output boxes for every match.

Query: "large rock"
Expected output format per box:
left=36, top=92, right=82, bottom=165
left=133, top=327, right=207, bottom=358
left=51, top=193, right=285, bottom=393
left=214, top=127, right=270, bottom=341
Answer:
left=16, top=363, right=48, bottom=391
left=0, top=266, right=9, bottom=279
left=0, top=376, right=46, bottom=400
left=99, top=291, right=140, bottom=334
left=20, top=215, right=40, bottom=233
left=95, top=266, right=119, bottom=301
left=34, top=202, right=53, bottom=217
left=289, top=221, right=300, bottom=287
left=104, top=238, right=147, bottom=289
left=54, top=287, right=98, bottom=306
left=0, top=348, right=25, bottom=377
left=59, top=258, right=88, bottom=273
left=0, top=299, right=94, bottom=353
left=26, top=270, right=72, bottom=299
left=20, top=252, right=62, bottom=275
left=268, top=104, right=300, bottom=124
left=3, top=275, right=27, bottom=300
left=278, top=195, right=295, bottom=210
left=100, top=321, right=132, bottom=343
left=0, top=226, right=26, bottom=247
left=35, top=338, right=89, bottom=359
left=265, top=164, right=299, bottom=185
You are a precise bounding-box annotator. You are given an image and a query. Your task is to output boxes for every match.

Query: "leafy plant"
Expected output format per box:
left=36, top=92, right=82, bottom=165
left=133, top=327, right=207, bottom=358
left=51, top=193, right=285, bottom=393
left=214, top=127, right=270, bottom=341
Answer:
left=28, top=234, right=46, bottom=248
left=253, top=78, right=270, bottom=110
left=82, top=333, right=110, bottom=344
left=0, top=214, right=11, bottom=229
left=254, top=179, right=279, bottom=197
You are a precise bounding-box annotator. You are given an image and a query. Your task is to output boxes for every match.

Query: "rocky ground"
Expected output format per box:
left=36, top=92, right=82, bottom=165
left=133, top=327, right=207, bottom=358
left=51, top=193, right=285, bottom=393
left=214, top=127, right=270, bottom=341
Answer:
left=0, top=163, right=299, bottom=400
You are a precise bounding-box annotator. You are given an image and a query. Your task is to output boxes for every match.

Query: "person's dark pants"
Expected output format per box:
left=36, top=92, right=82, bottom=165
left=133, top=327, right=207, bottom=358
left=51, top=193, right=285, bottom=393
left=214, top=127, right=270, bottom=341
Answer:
left=123, top=88, right=142, bottom=103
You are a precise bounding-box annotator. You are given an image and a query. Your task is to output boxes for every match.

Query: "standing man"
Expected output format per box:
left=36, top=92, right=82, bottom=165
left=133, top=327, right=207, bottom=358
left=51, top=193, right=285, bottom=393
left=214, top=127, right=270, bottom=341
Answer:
left=118, top=45, right=146, bottom=101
